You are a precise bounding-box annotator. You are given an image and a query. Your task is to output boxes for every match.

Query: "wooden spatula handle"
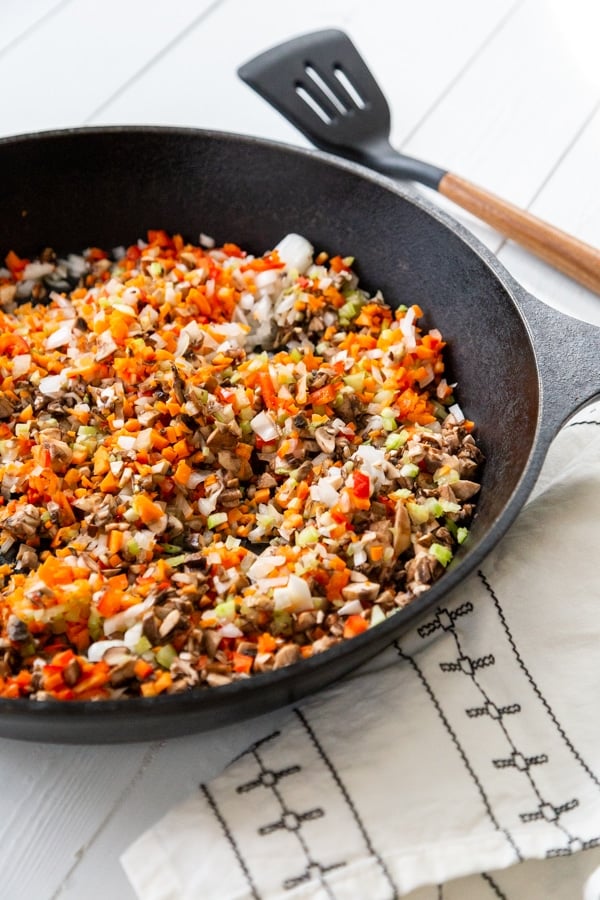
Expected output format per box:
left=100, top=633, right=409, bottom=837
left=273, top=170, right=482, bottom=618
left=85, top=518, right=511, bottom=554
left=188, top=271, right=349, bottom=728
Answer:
left=439, top=172, right=600, bottom=295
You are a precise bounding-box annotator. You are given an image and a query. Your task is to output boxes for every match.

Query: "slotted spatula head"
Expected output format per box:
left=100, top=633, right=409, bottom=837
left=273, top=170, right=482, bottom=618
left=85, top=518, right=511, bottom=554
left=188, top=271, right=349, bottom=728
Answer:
left=238, top=29, right=392, bottom=155
left=238, top=29, right=445, bottom=188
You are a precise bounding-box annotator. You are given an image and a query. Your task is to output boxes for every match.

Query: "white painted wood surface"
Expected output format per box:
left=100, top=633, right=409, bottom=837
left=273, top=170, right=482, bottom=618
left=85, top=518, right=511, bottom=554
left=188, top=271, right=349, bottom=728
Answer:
left=1, top=1, right=599, bottom=897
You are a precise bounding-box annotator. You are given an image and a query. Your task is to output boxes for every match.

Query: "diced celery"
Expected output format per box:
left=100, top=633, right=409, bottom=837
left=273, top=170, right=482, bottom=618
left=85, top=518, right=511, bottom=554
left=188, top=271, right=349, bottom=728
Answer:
left=135, top=635, right=152, bottom=655
left=385, top=429, right=409, bottom=451
left=457, top=527, right=469, bottom=544
left=343, top=372, right=365, bottom=392
left=214, top=598, right=236, bottom=621
left=161, top=543, right=182, bottom=554
left=207, top=512, right=228, bottom=529
left=166, top=554, right=186, bottom=567
left=425, top=498, right=444, bottom=518
left=400, top=463, right=419, bottom=479
left=155, top=643, right=177, bottom=669
left=88, top=609, right=103, bottom=641
left=339, top=300, right=360, bottom=323
left=407, top=502, right=429, bottom=525
left=149, top=261, right=163, bottom=277
left=296, top=526, right=319, bottom=547
left=430, top=543, right=453, bottom=567
left=271, top=610, right=293, bottom=636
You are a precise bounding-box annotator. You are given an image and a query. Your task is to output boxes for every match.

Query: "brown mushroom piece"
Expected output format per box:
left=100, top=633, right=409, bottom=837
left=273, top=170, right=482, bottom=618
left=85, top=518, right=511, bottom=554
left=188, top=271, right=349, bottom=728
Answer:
left=314, top=426, right=336, bottom=455
left=273, top=643, right=302, bottom=670
left=451, top=480, right=481, bottom=500
left=341, top=581, right=380, bottom=603
left=3, top=504, right=41, bottom=540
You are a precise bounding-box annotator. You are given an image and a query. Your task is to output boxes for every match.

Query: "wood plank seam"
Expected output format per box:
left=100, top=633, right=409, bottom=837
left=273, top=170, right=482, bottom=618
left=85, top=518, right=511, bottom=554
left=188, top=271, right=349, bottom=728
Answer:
left=83, top=0, right=228, bottom=124
left=494, top=95, right=600, bottom=259
left=50, top=742, right=164, bottom=898
left=397, top=0, right=525, bottom=151
left=0, top=0, right=74, bottom=60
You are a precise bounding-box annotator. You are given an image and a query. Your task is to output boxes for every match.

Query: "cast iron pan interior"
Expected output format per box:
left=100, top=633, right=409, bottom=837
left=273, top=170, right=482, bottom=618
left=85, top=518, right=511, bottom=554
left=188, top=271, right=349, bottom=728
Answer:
left=0, top=128, right=540, bottom=742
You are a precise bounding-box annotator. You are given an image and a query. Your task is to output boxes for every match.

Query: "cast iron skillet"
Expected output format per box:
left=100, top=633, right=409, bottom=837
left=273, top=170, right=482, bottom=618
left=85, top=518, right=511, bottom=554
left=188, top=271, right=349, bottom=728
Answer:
left=0, top=127, right=598, bottom=743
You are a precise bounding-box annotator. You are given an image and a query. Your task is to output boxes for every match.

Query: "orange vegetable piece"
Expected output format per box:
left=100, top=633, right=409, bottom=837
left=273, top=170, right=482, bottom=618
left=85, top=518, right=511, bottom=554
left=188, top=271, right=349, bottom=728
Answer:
left=343, top=615, right=368, bottom=638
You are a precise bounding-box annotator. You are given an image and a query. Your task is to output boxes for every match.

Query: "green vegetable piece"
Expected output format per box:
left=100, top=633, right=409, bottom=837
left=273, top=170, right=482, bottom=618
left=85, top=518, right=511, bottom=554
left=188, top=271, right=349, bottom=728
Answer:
left=88, top=609, right=103, bottom=641
left=155, top=644, right=177, bottom=670
left=135, top=635, right=152, bottom=655
left=430, top=543, right=453, bottom=567
left=207, top=512, right=228, bottom=529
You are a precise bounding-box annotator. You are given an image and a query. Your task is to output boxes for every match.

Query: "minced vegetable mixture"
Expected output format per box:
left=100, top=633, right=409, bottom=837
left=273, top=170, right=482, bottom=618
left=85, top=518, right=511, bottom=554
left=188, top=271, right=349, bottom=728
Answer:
left=0, top=231, right=482, bottom=700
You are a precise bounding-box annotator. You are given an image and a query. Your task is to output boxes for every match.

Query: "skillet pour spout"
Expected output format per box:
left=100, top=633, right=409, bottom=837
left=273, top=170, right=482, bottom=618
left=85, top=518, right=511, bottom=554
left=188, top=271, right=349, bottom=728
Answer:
left=0, top=126, right=598, bottom=744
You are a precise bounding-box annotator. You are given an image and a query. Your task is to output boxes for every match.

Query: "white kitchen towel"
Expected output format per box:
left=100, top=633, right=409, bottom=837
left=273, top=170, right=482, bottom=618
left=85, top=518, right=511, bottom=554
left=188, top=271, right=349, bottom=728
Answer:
left=122, top=400, right=600, bottom=900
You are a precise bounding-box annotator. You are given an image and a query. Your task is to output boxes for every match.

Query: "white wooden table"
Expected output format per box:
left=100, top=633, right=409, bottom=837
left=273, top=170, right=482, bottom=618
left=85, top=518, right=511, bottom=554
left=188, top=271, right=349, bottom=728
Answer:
left=1, top=1, right=600, bottom=897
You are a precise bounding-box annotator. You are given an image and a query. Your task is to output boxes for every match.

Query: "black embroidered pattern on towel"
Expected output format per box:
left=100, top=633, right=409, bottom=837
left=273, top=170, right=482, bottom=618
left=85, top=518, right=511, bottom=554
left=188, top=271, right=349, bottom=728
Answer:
left=479, top=571, right=600, bottom=856
left=416, top=592, right=589, bottom=856
left=201, top=718, right=399, bottom=899
left=394, top=638, right=523, bottom=863
left=294, top=707, right=398, bottom=897
left=237, top=725, right=344, bottom=897
left=200, top=782, right=262, bottom=900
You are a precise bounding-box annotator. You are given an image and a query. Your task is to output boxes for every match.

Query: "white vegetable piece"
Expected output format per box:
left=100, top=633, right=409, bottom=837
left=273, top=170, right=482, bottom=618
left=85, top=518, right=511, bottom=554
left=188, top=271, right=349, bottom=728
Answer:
left=275, top=233, right=314, bottom=274
left=273, top=574, right=313, bottom=612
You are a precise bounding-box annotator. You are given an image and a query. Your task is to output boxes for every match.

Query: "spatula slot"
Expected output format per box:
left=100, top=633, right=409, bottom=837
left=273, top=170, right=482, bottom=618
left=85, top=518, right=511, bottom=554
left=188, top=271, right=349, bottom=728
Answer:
left=333, top=66, right=366, bottom=110
left=294, top=84, right=333, bottom=124
left=304, top=65, right=348, bottom=114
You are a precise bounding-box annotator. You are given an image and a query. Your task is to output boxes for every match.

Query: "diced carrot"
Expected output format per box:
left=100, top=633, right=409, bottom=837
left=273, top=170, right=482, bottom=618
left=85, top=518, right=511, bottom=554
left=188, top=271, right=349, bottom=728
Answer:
left=307, top=382, right=338, bottom=407
left=257, top=633, right=277, bottom=654
left=132, top=493, right=165, bottom=524
left=134, top=659, right=154, bottom=680
left=326, top=569, right=351, bottom=602
left=232, top=652, right=253, bottom=674
left=343, top=615, right=368, bottom=638
left=173, top=459, right=192, bottom=486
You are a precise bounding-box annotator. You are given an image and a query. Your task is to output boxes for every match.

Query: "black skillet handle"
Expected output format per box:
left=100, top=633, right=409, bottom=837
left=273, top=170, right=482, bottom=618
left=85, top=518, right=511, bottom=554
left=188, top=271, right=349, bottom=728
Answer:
left=515, top=287, right=600, bottom=442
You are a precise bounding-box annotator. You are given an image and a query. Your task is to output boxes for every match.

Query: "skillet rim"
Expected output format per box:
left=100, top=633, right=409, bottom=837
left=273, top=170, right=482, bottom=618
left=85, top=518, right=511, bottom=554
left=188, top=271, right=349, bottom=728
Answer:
left=0, top=124, right=549, bottom=733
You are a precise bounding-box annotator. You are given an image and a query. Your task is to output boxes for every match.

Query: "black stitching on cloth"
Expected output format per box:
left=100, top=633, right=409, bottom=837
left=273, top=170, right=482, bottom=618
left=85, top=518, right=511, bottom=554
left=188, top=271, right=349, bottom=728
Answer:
left=395, top=643, right=523, bottom=862
left=200, top=783, right=261, bottom=900
left=235, top=736, right=344, bottom=896
left=478, top=570, right=600, bottom=789
left=294, top=706, right=399, bottom=898
left=237, top=764, right=301, bottom=794
left=480, top=871, right=509, bottom=899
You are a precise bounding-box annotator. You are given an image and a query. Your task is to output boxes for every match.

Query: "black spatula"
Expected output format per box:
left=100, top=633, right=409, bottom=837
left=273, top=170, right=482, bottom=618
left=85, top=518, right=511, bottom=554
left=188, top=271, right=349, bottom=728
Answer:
left=239, top=29, right=600, bottom=296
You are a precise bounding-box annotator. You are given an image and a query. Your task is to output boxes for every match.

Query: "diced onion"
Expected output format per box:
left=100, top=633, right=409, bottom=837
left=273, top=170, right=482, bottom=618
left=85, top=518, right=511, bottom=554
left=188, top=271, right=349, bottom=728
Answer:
left=448, top=403, right=465, bottom=424
left=39, top=374, right=64, bottom=395
left=247, top=554, right=286, bottom=581
left=250, top=410, right=278, bottom=442
left=275, top=233, right=314, bottom=274
left=273, top=574, right=313, bottom=612
left=218, top=623, right=244, bottom=638
left=12, top=354, right=31, bottom=377
left=338, top=599, right=363, bottom=616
